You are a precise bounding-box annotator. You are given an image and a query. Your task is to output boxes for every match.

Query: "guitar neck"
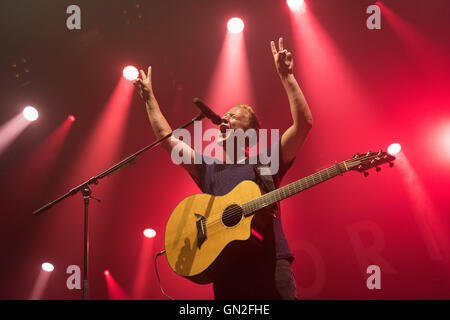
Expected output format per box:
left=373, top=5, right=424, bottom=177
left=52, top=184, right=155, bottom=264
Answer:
left=243, top=161, right=348, bottom=216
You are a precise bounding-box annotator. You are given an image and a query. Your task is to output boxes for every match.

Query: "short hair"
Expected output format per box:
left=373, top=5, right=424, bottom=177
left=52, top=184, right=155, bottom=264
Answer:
left=233, top=104, right=261, bottom=131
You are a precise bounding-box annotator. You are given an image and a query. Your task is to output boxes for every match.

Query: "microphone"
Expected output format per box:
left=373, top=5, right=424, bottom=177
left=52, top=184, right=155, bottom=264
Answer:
left=193, top=98, right=222, bottom=125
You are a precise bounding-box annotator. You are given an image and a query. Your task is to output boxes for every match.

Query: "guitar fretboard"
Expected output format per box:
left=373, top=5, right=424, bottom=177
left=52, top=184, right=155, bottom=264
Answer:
left=242, top=162, right=348, bottom=216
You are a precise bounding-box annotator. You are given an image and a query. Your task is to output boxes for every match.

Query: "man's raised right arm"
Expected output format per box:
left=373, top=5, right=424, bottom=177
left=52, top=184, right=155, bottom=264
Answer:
left=133, top=66, right=200, bottom=182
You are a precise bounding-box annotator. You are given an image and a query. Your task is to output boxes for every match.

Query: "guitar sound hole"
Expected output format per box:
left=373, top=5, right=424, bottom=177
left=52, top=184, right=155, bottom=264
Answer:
left=222, top=204, right=244, bottom=227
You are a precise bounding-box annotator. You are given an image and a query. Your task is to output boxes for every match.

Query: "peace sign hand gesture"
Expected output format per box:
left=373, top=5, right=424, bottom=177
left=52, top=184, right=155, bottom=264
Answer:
left=271, top=37, right=293, bottom=78
left=133, top=66, right=154, bottom=102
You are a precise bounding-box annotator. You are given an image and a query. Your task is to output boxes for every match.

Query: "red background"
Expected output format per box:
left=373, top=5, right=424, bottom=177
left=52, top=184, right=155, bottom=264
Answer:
left=0, top=0, right=449, bottom=299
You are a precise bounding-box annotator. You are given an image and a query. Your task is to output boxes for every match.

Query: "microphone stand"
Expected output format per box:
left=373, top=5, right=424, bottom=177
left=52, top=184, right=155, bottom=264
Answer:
left=33, top=112, right=205, bottom=300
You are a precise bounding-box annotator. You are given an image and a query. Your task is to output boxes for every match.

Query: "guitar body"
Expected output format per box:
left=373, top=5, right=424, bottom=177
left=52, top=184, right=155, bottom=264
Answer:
left=164, top=180, right=262, bottom=284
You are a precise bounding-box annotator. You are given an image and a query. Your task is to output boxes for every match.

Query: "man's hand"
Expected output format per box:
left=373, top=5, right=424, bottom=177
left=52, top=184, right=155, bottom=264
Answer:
left=133, top=66, right=154, bottom=102
left=270, top=37, right=293, bottom=78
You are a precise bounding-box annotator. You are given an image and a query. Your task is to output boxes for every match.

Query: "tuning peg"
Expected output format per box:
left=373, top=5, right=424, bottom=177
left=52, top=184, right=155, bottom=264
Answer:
left=376, top=167, right=381, bottom=172
left=389, top=162, right=394, bottom=168
left=364, top=171, right=369, bottom=177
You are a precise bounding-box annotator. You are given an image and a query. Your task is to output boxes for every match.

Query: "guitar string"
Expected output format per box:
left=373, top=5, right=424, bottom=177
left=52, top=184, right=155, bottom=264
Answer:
left=165, top=153, right=390, bottom=250
left=165, top=154, right=389, bottom=247
left=204, top=168, right=340, bottom=233
left=181, top=153, right=386, bottom=235
left=203, top=153, right=383, bottom=230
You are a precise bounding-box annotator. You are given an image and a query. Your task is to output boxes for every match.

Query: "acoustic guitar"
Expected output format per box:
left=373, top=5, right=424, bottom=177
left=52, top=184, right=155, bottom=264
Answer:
left=164, top=150, right=395, bottom=284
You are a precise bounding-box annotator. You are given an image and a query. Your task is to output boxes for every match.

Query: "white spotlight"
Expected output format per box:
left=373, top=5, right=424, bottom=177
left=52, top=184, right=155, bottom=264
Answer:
left=41, top=262, right=54, bottom=272
left=227, top=18, right=244, bottom=34
left=387, top=143, right=402, bottom=156
left=23, top=106, right=38, bottom=121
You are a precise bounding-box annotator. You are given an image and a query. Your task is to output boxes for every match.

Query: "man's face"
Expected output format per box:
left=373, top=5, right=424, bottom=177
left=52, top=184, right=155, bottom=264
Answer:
left=218, top=106, right=252, bottom=144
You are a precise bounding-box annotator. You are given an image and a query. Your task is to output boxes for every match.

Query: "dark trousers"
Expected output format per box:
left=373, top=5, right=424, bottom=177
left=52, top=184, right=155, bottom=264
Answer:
left=213, top=257, right=297, bottom=300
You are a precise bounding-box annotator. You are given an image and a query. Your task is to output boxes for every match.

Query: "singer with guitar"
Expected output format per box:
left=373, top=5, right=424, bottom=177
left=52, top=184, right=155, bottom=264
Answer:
left=133, top=37, right=312, bottom=299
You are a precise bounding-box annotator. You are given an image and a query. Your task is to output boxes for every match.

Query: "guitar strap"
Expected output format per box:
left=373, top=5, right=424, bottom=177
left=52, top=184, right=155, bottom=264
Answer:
left=253, top=163, right=281, bottom=218
left=252, top=163, right=280, bottom=263
left=253, top=164, right=276, bottom=193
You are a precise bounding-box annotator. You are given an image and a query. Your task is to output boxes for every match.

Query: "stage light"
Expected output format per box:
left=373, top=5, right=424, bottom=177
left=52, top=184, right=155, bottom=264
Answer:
left=122, top=66, right=139, bottom=81
left=287, top=0, right=305, bottom=10
left=68, top=115, right=76, bottom=122
left=442, top=125, right=450, bottom=146
left=143, top=228, right=156, bottom=238
left=23, top=106, right=38, bottom=121
left=436, top=123, right=450, bottom=160
left=41, top=262, right=54, bottom=272
left=104, top=269, right=129, bottom=299
left=134, top=229, right=156, bottom=299
left=227, top=18, right=244, bottom=34
left=387, top=143, right=402, bottom=155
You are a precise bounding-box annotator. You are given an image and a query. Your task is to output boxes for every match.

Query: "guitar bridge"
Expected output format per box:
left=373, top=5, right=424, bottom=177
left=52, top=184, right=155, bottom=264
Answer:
left=194, top=213, right=207, bottom=249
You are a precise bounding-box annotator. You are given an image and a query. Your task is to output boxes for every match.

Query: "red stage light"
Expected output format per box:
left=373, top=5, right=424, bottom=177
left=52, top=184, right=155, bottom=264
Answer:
left=68, top=115, right=76, bottom=122
left=444, top=128, right=450, bottom=151
left=104, top=269, right=129, bottom=299
left=41, top=262, right=54, bottom=272
left=387, top=143, right=402, bottom=155
left=287, top=0, right=305, bottom=10
left=23, top=106, right=38, bottom=121
left=227, top=18, right=244, bottom=34
left=122, top=66, right=139, bottom=81
left=143, top=228, right=156, bottom=238
left=438, top=123, right=450, bottom=160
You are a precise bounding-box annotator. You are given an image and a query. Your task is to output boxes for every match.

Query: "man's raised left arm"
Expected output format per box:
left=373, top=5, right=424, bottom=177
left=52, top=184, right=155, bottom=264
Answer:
left=271, top=37, right=313, bottom=164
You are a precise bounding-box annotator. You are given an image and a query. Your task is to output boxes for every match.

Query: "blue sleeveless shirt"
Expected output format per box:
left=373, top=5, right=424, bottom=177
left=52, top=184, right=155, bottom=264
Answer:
left=191, top=146, right=295, bottom=262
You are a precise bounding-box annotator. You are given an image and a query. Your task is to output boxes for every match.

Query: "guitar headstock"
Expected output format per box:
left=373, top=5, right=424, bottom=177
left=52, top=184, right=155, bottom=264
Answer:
left=345, top=150, right=395, bottom=176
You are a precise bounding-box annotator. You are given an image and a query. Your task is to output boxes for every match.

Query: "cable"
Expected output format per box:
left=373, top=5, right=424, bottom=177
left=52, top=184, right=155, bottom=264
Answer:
left=154, top=250, right=175, bottom=300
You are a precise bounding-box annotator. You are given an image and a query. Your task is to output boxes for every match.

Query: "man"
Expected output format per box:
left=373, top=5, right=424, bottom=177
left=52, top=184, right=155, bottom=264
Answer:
left=134, top=37, right=312, bottom=299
